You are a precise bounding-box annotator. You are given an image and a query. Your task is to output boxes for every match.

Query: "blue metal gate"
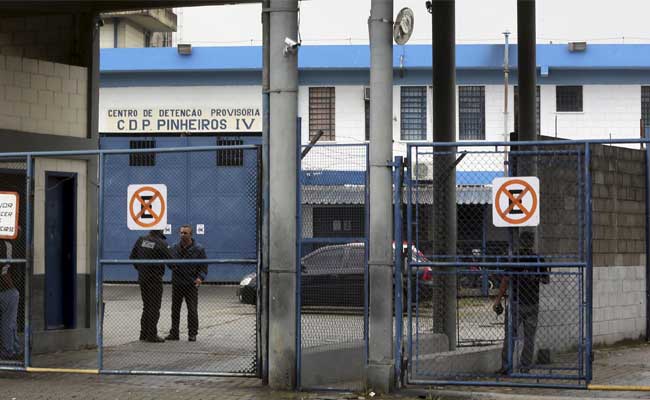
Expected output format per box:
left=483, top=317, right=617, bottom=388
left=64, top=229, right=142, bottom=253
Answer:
left=397, top=140, right=592, bottom=388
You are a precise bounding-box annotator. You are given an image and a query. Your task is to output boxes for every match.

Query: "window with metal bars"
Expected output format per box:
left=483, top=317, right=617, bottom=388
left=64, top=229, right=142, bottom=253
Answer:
left=642, top=87, right=650, bottom=129
left=556, top=85, right=583, bottom=112
left=129, top=140, right=156, bottom=166
left=309, top=87, right=335, bottom=141
left=514, top=86, right=541, bottom=134
left=459, top=86, right=485, bottom=140
left=400, top=86, right=427, bottom=140
left=216, top=138, right=244, bottom=166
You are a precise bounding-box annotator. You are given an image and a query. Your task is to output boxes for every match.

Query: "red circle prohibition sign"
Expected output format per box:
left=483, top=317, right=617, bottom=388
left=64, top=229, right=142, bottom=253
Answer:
left=129, top=186, right=166, bottom=228
left=495, top=179, right=538, bottom=225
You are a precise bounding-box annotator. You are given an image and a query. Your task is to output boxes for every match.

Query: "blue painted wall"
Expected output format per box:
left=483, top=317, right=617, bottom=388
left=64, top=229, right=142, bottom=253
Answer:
left=101, top=135, right=261, bottom=283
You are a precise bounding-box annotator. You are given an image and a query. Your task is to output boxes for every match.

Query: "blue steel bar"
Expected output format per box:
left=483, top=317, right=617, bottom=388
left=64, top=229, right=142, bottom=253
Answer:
left=301, top=237, right=365, bottom=244
left=301, top=142, right=374, bottom=148
left=101, top=258, right=257, bottom=264
left=405, top=146, right=414, bottom=380
left=645, top=128, right=650, bottom=343
left=24, top=155, right=32, bottom=368
left=393, top=156, right=403, bottom=385
left=402, top=137, right=650, bottom=148
left=364, top=143, right=370, bottom=366
left=419, top=149, right=579, bottom=156
left=585, top=142, right=593, bottom=383
left=410, top=261, right=587, bottom=268
left=0, top=259, right=27, bottom=263
left=295, top=121, right=303, bottom=389
left=0, top=365, right=26, bottom=372
left=408, top=380, right=586, bottom=389
left=100, top=369, right=256, bottom=377
left=96, top=152, right=104, bottom=371
left=509, top=372, right=582, bottom=380
left=0, top=145, right=259, bottom=158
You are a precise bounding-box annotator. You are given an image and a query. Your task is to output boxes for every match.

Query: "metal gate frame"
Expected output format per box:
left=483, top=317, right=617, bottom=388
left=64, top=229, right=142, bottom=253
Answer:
left=395, top=139, right=599, bottom=389
left=97, top=144, right=264, bottom=377
left=0, top=145, right=263, bottom=377
left=296, top=141, right=370, bottom=390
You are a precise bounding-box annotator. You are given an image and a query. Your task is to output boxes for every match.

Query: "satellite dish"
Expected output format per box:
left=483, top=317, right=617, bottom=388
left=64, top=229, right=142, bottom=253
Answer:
left=393, top=7, right=414, bottom=45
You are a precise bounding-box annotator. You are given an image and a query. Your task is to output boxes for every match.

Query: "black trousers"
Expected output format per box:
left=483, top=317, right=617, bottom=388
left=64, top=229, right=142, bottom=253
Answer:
left=501, top=303, right=539, bottom=370
left=169, top=284, right=198, bottom=337
left=139, top=276, right=163, bottom=339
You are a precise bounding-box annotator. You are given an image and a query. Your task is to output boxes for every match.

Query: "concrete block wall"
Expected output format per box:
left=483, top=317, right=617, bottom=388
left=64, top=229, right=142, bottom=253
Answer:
left=535, top=142, right=647, bottom=351
left=0, top=54, right=87, bottom=137
left=590, top=144, right=647, bottom=343
left=0, top=15, right=76, bottom=64
left=592, top=265, right=646, bottom=344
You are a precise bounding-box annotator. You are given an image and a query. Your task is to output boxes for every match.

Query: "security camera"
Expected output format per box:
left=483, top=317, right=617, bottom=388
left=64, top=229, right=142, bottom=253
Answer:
left=283, top=37, right=300, bottom=56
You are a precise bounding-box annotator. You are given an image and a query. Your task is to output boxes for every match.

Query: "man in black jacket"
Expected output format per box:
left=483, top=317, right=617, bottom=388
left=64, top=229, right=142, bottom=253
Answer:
left=493, top=231, right=549, bottom=374
left=165, top=225, right=207, bottom=342
left=130, top=230, right=171, bottom=343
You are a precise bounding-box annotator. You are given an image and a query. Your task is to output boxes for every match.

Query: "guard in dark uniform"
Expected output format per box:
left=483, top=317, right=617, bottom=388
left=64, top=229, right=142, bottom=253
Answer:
left=129, top=230, right=171, bottom=343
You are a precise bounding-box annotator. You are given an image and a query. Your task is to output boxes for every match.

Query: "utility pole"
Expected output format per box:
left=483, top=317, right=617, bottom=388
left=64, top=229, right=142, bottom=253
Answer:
left=367, top=0, right=394, bottom=393
left=503, top=30, right=510, bottom=175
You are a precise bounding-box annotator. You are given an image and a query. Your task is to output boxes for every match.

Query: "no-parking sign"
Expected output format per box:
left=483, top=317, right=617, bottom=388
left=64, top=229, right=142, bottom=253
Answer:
left=492, top=177, right=539, bottom=227
left=127, top=184, right=167, bottom=230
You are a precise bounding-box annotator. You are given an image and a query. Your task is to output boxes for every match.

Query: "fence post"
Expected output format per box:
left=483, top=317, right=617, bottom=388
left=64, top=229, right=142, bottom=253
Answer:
left=295, top=120, right=302, bottom=389
left=24, top=154, right=32, bottom=367
left=585, top=142, right=593, bottom=383
left=96, top=152, right=104, bottom=371
left=393, top=156, right=403, bottom=386
left=644, top=127, right=650, bottom=342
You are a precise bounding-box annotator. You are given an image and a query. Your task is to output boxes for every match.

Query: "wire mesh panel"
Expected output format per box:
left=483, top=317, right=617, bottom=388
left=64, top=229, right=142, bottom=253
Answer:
left=298, top=144, right=368, bottom=390
left=404, top=142, right=589, bottom=387
left=100, top=146, right=260, bottom=375
left=0, top=158, right=28, bottom=367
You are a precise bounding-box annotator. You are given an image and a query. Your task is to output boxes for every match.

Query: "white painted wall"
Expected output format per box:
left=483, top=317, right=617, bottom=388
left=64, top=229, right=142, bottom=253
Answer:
left=99, top=20, right=115, bottom=48
left=100, top=82, right=645, bottom=148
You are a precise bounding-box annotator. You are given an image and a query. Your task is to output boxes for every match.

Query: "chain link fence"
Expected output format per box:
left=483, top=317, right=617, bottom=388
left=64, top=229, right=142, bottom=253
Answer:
left=404, top=142, right=588, bottom=386
left=0, top=157, right=27, bottom=366
left=100, top=146, right=261, bottom=375
left=298, top=143, right=368, bottom=389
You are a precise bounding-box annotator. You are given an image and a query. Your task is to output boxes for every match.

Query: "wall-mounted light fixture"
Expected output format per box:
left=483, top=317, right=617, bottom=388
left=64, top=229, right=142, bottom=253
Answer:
left=568, top=41, right=587, bottom=52
left=177, top=43, right=192, bottom=55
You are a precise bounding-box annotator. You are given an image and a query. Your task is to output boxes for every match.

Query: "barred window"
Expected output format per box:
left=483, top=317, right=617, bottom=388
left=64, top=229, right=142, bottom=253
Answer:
left=216, top=138, right=244, bottom=167
left=556, top=85, right=583, bottom=112
left=129, top=140, right=156, bottom=166
left=514, top=86, right=541, bottom=134
left=309, top=87, right=335, bottom=141
left=400, top=86, right=427, bottom=140
left=459, top=86, right=485, bottom=140
left=642, top=87, right=650, bottom=128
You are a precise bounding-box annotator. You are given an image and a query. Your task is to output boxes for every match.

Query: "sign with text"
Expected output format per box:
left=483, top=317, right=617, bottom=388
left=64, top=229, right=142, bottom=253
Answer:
left=103, top=107, right=261, bottom=133
left=0, top=192, right=19, bottom=239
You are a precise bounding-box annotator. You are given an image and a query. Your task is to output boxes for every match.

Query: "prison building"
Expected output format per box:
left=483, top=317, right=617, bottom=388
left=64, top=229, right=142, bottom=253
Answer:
left=100, top=43, right=650, bottom=282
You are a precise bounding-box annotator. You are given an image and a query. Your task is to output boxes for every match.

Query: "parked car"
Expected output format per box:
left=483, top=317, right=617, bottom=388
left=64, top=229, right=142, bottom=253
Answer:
left=237, top=242, right=434, bottom=307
